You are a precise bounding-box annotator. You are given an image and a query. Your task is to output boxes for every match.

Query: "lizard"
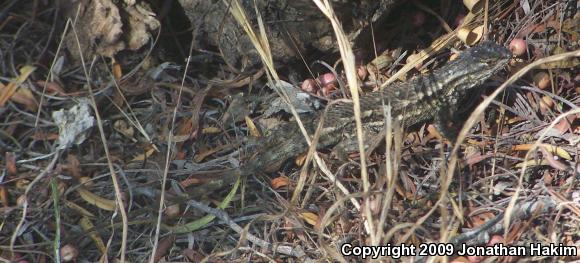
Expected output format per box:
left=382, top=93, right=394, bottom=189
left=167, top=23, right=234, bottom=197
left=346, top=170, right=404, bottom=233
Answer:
left=186, top=41, right=512, bottom=192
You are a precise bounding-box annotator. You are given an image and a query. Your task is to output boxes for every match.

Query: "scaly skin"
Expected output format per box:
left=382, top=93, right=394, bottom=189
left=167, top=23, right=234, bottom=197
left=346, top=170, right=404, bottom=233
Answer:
left=182, top=42, right=511, bottom=197
left=242, top=41, right=511, bottom=175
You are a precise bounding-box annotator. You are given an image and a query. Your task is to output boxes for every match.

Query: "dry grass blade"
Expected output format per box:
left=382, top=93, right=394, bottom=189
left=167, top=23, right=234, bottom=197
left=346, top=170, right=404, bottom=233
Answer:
left=10, top=152, right=60, bottom=257
left=224, top=0, right=362, bottom=213
left=224, top=0, right=309, bottom=151
left=68, top=6, right=129, bottom=260
left=149, top=28, right=192, bottom=263
left=227, top=4, right=334, bottom=191
left=35, top=19, right=72, bottom=127
left=312, top=0, right=374, bottom=241
left=379, top=35, right=453, bottom=90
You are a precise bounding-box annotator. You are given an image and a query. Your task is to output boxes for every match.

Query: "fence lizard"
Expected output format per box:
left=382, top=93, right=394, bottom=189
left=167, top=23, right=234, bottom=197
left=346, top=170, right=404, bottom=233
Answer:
left=241, top=41, right=511, bottom=175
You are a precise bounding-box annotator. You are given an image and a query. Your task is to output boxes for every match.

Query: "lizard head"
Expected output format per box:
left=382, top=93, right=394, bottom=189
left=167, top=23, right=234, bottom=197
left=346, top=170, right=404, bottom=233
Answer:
left=459, top=41, right=512, bottom=80
left=436, top=41, right=512, bottom=95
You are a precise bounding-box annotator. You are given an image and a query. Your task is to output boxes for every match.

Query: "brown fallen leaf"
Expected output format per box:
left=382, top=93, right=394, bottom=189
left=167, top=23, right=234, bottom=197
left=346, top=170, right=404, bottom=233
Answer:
left=9, top=85, right=38, bottom=111
left=32, top=131, right=59, bottom=141
left=512, top=143, right=572, bottom=160
left=553, top=115, right=576, bottom=134
left=270, top=176, right=289, bottom=189
left=36, top=81, right=67, bottom=95
left=5, top=152, right=16, bottom=175
left=151, top=235, right=175, bottom=263
left=194, top=143, right=238, bottom=162
left=76, top=187, right=116, bottom=211
left=0, top=65, right=37, bottom=109
left=245, top=116, right=262, bottom=137
left=79, top=216, right=107, bottom=254
left=299, top=212, right=319, bottom=226
left=179, top=177, right=202, bottom=188
left=131, top=147, right=157, bottom=162
left=0, top=186, right=8, bottom=208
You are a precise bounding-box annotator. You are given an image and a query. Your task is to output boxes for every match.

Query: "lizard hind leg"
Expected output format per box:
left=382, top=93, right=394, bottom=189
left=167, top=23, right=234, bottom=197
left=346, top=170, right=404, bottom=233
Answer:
left=331, top=129, right=381, bottom=162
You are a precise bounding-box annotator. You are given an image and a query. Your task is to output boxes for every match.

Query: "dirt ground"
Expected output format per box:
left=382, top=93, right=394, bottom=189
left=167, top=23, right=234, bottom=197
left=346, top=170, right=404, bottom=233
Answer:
left=0, top=0, right=579, bottom=262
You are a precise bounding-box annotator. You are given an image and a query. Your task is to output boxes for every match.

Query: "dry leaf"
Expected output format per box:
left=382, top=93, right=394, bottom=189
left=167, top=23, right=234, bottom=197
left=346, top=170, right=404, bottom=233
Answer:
left=79, top=217, right=107, bottom=253
left=175, top=117, right=193, bottom=139
left=10, top=86, right=38, bottom=111
left=294, top=152, right=308, bottom=167
left=462, top=0, right=482, bottom=13
left=64, top=200, right=96, bottom=218
left=76, top=187, right=116, bottom=211
left=32, top=131, right=59, bottom=141
left=245, top=116, right=261, bottom=137
left=182, top=248, right=204, bottom=262
left=194, top=143, right=236, bottom=162
left=112, top=59, right=123, bottom=80
left=0, top=65, right=37, bottom=108
left=515, top=159, right=548, bottom=169
left=512, top=144, right=572, bottom=160
left=299, top=212, right=319, bottom=226
left=188, top=86, right=210, bottom=140
left=468, top=211, right=496, bottom=228
left=113, top=120, right=135, bottom=139
left=457, top=25, right=483, bottom=45
left=152, top=235, right=176, bottom=263
left=554, top=115, right=576, bottom=134
left=36, top=81, right=66, bottom=95
left=201, top=126, right=221, bottom=134
left=270, top=176, right=289, bottom=189
left=179, top=178, right=202, bottom=188
left=132, top=147, right=157, bottom=161
left=0, top=186, right=8, bottom=208
left=5, top=152, right=16, bottom=175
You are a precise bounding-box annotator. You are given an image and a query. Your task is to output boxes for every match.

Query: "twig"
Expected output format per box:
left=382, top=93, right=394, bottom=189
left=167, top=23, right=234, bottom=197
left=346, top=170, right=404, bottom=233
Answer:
left=186, top=199, right=314, bottom=262
left=70, top=5, right=130, bottom=258
left=414, top=196, right=558, bottom=262
left=450, top=196, right=556, bottom=245
left=10, top=149, right=61, bottom=256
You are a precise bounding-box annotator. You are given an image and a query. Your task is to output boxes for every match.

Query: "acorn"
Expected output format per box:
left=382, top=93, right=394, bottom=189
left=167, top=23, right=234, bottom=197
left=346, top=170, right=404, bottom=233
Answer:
left=533, top=71, right=551, bottom=90
left=509, top=38, right=527, bottom=57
